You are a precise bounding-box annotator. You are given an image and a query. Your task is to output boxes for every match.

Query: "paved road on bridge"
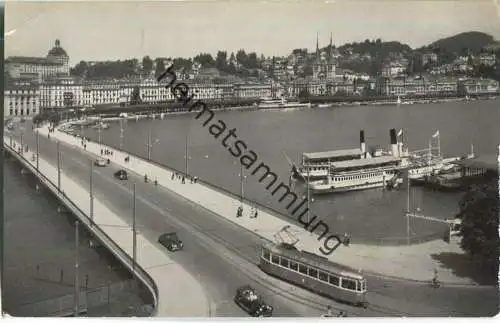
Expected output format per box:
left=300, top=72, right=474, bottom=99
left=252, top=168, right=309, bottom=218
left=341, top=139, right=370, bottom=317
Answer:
left=9, top=123, right=498, bottom=317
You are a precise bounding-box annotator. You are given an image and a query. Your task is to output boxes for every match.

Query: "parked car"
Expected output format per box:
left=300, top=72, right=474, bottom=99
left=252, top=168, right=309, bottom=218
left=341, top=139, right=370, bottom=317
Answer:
left=234, top=285, right=273, bottom=317
left=114, top=169, right=128, bottom=180
left=94, top=158, right=107, bottom=167
left=158, top=232, right=183, bottom=251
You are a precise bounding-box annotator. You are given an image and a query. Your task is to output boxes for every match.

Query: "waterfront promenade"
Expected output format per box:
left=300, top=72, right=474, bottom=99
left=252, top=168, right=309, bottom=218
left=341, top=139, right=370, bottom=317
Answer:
left=4, top=136, right=211, bottom=317
left=40, top=124, right=482, bottom=286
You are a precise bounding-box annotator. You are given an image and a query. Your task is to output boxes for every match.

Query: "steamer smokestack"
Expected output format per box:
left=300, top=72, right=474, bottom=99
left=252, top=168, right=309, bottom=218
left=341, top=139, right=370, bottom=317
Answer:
left=390, top=128, right=399, bottom=157
left=359, top=130, right=366, bottom=158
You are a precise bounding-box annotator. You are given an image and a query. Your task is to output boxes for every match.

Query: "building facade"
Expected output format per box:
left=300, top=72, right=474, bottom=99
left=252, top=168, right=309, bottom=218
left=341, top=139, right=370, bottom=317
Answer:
left=40, top=76, right=83, bottom=109
left=4, top=78, right=40, bottom=117
left=6, top=39, right=70, bottom=82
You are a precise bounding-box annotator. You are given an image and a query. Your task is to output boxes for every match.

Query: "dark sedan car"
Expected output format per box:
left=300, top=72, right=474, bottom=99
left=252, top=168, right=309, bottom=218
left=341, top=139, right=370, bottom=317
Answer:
left=158, top=232, right=183, bottom=251
left=234, top=285, right=273, bottom=317
left=114, top=169, right=128, bottom=180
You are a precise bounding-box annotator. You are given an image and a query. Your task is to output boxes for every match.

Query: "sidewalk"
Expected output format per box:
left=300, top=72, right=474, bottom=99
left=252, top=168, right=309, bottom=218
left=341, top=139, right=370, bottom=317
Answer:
left=41, top=125, right=478, bottom=285
left=5, top=136, right=211, bottom=317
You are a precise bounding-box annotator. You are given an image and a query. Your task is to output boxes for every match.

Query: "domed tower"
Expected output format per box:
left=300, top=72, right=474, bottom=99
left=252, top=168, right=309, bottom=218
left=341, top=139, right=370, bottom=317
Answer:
left=47, top=39, right=70, bottom=75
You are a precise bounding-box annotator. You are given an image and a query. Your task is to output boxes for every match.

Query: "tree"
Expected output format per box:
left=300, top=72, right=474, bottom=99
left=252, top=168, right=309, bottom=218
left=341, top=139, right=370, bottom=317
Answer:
left=70, top=61, right=88, bottom=78
left=247, top=52, right=258, bottom=69
left=142, top=56, right=154, bottom=75
left=215, top=51, right=228, bottom=72
left=193, top=53, right=214, bottom=67
left=154, top=59, right=166, bottom=79
left=236, top=49, right=248, bottom=67
left=456, top=184, right=499, bottom=273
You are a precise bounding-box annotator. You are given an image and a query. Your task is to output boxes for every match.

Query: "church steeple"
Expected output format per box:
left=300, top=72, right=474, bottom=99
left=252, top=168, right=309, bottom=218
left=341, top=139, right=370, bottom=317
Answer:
left=316, top=32, right=319, bottom=59
left=329, top=32, right=333, bottom=59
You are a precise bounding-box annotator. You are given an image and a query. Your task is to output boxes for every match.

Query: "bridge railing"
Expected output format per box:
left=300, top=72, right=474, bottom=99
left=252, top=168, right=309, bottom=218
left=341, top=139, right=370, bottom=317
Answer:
left=3, top=141, right=159, bottom=316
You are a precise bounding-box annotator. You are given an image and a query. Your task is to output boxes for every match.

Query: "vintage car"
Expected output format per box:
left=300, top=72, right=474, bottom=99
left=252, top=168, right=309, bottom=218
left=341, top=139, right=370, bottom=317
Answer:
left=114, top=169, right=128, bottom=180
left=234, top=285, right=273, bottom=317
left=158, top=232, right=184, bottom=251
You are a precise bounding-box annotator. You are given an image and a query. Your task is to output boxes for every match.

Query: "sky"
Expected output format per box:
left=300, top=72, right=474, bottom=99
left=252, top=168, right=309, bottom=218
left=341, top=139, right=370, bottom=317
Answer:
left=5, top=0, right=500, bottom=66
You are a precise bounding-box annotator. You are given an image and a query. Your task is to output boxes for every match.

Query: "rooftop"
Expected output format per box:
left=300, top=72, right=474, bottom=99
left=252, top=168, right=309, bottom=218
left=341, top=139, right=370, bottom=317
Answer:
left=6, top=56, right=63, bottom=65
left=303, top=148, right=362, bottom=160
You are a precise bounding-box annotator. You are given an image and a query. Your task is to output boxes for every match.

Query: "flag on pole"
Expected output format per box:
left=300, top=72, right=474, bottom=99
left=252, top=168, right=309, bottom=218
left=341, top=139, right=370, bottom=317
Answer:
left=397, top=129, right=403, bottom=137
left=432, top=130, right=440, bottom=138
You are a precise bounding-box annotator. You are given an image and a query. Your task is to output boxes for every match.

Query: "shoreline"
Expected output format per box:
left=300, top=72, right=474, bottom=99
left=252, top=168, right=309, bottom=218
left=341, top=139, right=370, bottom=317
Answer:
left=57, top=94, right=499, bottom=123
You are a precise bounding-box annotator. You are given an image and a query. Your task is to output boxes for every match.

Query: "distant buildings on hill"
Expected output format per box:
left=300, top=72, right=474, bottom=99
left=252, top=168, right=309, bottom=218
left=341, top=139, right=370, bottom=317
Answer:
left=3, top=38, right=500, bottom=118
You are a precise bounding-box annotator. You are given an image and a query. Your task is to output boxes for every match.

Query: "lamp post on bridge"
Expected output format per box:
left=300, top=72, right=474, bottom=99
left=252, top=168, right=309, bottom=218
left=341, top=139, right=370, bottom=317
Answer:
left=20, top=131, right=24, bottom=154
left=132, top=183, right=137, bottom=274
left=57, top=140, right=61, bottom=191
left=73, top=220, right=80, bottom=317
left=89, top=160, right=94, bottom=225
left=36, top=131, right=40, bottom=170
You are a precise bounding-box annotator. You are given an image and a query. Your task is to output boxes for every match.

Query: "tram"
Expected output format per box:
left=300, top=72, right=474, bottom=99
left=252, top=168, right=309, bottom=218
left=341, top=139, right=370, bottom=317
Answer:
left=259, top=243, right=367, bottom=307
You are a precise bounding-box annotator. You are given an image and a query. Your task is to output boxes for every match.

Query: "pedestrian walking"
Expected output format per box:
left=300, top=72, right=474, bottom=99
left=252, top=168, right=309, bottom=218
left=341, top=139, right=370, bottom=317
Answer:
left=182, top=176, right=185, bottom=184
left=171, top=172, right=175, bottom=180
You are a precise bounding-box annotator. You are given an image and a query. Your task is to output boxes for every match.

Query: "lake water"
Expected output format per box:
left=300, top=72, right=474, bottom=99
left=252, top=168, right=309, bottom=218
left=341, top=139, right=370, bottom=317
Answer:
left=85, top=99, right=500, bottom=245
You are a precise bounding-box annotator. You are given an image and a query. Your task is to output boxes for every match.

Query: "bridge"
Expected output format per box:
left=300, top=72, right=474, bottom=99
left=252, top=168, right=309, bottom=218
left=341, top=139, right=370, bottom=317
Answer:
left=4, top=119, right=496, bottom=317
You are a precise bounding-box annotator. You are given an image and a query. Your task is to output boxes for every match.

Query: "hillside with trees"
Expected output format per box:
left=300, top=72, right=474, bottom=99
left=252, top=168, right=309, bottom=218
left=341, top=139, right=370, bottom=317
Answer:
left=67, top=31, right=499, bottom=80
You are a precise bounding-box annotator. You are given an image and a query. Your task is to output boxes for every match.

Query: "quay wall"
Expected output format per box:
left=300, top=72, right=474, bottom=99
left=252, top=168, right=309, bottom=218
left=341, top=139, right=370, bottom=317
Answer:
left=3, top=143, right=159, bottom=316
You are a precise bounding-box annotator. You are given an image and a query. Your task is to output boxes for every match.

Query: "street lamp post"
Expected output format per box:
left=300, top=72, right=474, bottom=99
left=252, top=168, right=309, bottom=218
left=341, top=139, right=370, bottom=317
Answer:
left=306, top=167, right=310, bottom=223
left=57, top=141, right=61, bottom=191
left=146, top=125, right=152, bottom=161
left=20, top=132, right=24, bottom=154
left=185, top=131, right=189, bottom=175
left=119, top=118, right=124, bottom=151
left=74, top=220, right=80, bottom=317
left=239, top=163, right=246, bottom=207
left=36, top=131, right=40, bottom=170
left=89, top=160, right=94, bottom=225
left=406, top=171, right=410, bottom=245
left=132, top=183, right=137, bottom=273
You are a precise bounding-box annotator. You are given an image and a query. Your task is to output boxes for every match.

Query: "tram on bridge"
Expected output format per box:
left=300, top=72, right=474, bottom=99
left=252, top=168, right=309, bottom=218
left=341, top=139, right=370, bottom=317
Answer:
left=259, top=226, right=367, bottom=307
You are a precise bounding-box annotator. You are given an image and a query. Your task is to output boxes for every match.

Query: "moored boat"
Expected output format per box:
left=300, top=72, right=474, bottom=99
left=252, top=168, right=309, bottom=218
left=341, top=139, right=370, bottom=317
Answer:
left=309, top=155, right=405, bottom=194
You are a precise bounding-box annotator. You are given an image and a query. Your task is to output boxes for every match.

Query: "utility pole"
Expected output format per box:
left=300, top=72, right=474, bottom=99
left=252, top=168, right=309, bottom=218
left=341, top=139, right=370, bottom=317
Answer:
left=147, top=125, right=152, bottom=160
left=20, top=132, right=24, bottom=154
left=185, top=131, right=189, bottom=175
left=74, top=221, right=80, bottom=317
left=89, top=160, right=94, bottom=225
left=132, top=183, right=137, bottom=274
left=306, top=167, right=310, bottom=223
left=240, top=163, right=244, bottom=207
left=57, top=141, right=61, bottom=191
left=36, top=131, right=40, bottom=170
left=119, top=118, right=124, bottom=150
left=406, top=170, right=410, bottom=245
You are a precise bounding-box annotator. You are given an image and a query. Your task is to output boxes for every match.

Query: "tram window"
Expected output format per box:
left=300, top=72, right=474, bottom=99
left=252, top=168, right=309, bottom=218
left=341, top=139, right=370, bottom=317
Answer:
left=289, top=261, right=298, bottom=271
left=271, top=255, right=279, bottom=264
left=318, top=271, right=328, bottom=282
left=263, top=250, right=270, bottom=260
left=298, top=264, right=308, bottom=274
left=329, top=275, right=339, bottom=286
left=341, top=278, right=356, bottom=290
left=280, top=258, right=289, bottom=268
left=308, top=268, right=318, bottom=278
